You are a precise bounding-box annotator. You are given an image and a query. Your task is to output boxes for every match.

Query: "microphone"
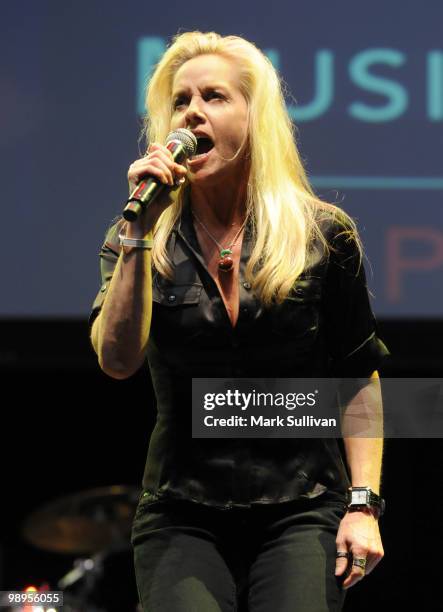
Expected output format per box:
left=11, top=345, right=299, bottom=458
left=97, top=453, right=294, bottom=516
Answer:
left=123, top=128, right=197, bottom=222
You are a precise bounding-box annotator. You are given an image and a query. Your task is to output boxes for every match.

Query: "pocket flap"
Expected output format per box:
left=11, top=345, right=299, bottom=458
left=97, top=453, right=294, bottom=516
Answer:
left=153, top=281, right=203, bottom=306
left=287, top=276, right=322, bottom=302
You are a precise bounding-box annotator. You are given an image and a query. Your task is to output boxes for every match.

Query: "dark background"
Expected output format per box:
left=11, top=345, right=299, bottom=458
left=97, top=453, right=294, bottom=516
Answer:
left=1, top=0, right=442, bottom=609
left=2, top=322, right=441, bottom=609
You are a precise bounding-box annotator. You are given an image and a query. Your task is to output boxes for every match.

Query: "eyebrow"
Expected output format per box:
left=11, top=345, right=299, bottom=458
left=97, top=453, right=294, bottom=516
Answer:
left=171, top=83, right=229, bottom=98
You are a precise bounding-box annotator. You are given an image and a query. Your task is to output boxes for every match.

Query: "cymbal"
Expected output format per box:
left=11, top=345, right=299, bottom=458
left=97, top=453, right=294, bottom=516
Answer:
left=22, top=485, right=140, bottom=554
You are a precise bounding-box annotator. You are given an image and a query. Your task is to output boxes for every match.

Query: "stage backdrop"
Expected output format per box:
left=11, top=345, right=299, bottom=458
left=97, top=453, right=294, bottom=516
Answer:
left=2, top=0, right=442, bottom=318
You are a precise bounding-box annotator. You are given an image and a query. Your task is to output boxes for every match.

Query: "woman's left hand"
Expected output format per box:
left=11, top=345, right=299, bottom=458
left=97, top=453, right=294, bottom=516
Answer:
left=335, top=508, right=384, bottom=589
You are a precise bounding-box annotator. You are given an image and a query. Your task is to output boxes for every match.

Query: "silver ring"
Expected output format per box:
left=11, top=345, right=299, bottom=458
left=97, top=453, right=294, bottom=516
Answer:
left=336, top=551, right=351, bottom=559
left=352, top=557, right=367, bottom=570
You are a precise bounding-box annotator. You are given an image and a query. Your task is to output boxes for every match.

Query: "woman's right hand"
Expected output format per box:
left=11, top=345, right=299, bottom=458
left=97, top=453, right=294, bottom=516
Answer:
left=126, top=143, right=188, bottom=236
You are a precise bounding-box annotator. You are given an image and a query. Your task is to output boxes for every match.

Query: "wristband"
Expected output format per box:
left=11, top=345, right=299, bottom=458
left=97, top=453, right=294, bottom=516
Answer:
left=118, top=233, right=153, bottom=250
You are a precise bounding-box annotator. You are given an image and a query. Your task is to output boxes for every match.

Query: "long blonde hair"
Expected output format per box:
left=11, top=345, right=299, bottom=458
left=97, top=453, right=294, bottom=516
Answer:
left=129, top=31, right=363, bottom=305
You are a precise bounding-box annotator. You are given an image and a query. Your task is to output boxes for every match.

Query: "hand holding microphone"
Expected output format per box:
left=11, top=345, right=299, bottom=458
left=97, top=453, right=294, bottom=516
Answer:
left=124, top=129, right=197, bottom=234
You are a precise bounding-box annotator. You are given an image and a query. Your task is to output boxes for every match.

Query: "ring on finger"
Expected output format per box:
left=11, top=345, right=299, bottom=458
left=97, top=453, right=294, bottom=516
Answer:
left=352, top=557, right=367, bottom=571
left=336, top=551, right=351, bottom=559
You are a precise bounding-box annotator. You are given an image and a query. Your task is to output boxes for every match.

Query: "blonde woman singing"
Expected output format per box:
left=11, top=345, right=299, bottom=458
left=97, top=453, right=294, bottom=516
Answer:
left=90, top=31, right=390, bottom=612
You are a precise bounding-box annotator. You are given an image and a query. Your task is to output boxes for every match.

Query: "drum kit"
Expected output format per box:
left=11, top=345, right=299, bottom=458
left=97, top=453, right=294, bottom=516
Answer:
left=20, top=485, right=142, bottom=612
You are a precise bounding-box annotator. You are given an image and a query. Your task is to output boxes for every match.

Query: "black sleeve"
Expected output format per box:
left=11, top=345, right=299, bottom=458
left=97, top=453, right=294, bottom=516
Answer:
left=322, top=220, right=390, bottom=377
left=88, top=219, right=124, bottom=333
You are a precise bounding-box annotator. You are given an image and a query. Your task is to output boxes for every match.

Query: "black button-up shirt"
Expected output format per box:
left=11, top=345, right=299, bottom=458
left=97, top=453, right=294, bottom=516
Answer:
left=89, top=196, right=390, bottom=509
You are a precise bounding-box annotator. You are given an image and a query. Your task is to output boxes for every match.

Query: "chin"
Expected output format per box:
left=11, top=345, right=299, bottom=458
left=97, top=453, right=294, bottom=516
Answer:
left=187, top=168, right=224, bottom=186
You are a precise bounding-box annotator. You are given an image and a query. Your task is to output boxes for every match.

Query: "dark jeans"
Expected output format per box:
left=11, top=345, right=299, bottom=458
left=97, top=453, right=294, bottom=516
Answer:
left=131, top=491, right=348, bottom=612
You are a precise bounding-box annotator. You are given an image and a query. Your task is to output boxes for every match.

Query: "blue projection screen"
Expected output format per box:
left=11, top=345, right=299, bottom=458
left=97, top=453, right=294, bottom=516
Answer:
left=2, top=1, right=442, bottom=318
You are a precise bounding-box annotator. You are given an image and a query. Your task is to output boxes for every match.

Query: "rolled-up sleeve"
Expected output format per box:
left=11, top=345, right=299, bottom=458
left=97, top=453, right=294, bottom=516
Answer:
left=322, top=221, right=390, bottom=377
left=88, top=220, right=123, bottom=332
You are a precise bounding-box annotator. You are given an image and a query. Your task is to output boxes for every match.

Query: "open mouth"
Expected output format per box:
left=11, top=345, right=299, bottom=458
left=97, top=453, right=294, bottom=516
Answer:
left=190, top=136, right=215, bottom=160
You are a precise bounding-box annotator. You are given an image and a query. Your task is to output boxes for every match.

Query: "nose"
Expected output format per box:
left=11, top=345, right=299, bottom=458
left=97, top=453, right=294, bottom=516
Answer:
left=184, top=95, right=206, bottom=127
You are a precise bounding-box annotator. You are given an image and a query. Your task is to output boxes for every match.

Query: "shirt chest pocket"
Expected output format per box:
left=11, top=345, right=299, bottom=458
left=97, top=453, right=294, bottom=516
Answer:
left=270, top=277, right=322, bottom=344
left=153, top=281, right=203, bottom=306
left=151, top=280, right=205, bottom=343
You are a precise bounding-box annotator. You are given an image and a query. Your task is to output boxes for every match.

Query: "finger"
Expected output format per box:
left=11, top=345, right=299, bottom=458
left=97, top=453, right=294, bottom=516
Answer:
left=132, top=158, right=174, bottom=186
left=128, top=149, right=187, bottom=191
left=335, top=557, right=349, bottom=577
left=143, top=156, right=188, bottom=183
left=150, top=158, right=175, bottom=185
left=341, top=552, right=367, bottom=589
left=142, top=146, right=188, bottom=178
left=341, top=566, right=365, bottom=590
left=335, top=559, right=348, bottom=576
left=335, top=540, right=350, bottom=577
left=174, top=163, right=188, bottom=176
left=147, top=142, right=165, bottom=153
left=148, top=143, right=174, bottom=162
left=146, top=149, right=178, bottom=176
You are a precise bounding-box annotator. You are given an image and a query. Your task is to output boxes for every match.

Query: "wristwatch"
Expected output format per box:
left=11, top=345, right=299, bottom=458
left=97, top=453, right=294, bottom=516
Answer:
left=346, top=486, right=385, bottom=518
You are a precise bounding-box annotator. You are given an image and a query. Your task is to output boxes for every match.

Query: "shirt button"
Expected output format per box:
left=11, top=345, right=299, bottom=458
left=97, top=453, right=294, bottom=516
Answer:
left=242, top=307, right=248, bottom=314
left=100, top=284, right=107, bottom=292
left=243, top=282, right=251, bottom=290
left=167, top=294, right=176, bottom=302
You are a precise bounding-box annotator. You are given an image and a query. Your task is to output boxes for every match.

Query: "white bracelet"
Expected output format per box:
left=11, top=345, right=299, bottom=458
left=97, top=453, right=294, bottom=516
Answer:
left=118, top=233, right=153, bottom=250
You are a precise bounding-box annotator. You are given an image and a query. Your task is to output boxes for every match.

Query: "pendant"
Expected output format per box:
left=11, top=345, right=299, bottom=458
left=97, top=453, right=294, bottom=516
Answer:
left=219, top=256, right=234, bottom=271
left=219, top=248, right=233, bottom=272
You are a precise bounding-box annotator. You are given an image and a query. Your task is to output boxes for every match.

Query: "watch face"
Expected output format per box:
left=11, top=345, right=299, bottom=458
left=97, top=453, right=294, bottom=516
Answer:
left=347, top=488, right=384, bottom=515
left=351, top=489, right=369, bottom=505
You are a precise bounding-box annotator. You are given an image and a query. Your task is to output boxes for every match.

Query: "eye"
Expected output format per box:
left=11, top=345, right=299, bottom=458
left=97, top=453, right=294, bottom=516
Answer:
left=173, top=97, right=187, bottom=110
left=206, top=91, right=224, bottom=100
left=172, top=90, right=225, bottom=111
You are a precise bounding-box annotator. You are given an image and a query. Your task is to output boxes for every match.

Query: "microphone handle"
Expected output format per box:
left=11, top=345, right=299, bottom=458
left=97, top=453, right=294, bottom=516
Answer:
left=123, top=141, right=187, bottom=222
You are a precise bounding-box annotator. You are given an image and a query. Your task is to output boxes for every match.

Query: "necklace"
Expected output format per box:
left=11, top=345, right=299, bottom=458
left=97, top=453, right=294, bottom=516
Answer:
left=191, top=208, right=248, bottom=272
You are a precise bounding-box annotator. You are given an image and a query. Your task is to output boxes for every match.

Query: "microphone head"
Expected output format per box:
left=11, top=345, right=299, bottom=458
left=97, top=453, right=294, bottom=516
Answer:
left=166, top=128, right=197, bottom=157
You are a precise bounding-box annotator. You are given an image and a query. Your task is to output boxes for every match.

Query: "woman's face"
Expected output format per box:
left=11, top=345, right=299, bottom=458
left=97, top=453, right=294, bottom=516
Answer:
left=170, top=53, right=250, bottom=187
